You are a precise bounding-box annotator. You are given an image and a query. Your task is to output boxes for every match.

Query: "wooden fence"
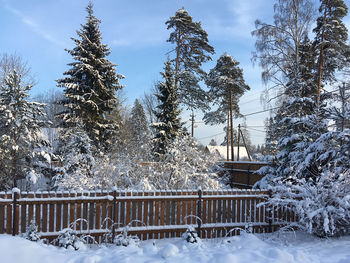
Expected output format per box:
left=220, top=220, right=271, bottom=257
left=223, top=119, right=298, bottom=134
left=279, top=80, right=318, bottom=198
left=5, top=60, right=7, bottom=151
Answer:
left=220, top=161, right=267, bottom=188
left=0, top=189, right=295, bottom=243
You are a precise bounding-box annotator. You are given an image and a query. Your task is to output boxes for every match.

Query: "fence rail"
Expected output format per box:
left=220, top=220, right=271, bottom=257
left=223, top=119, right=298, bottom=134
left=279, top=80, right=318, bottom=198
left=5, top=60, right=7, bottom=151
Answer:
left=0, top=189, right=295, bottom=243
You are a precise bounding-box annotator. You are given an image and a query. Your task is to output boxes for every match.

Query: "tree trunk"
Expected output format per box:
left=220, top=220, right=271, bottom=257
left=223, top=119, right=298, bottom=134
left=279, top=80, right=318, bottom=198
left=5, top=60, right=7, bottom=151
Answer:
left=317, top=6, right=327, bottom=109
left=229, top=90, right=234, bottom=161
left=237, top=124, right=241, bottom=161
left=191, top=111, right=195, bottom=137
left=227, top=110, right=230, bottom=161
left=174, top=30, right=182, bottom=89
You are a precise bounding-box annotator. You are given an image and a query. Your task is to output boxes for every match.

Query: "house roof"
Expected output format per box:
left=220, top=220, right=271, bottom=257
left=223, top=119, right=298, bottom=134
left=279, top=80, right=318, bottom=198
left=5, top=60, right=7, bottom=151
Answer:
left=205, top=145, right=249, bottom=160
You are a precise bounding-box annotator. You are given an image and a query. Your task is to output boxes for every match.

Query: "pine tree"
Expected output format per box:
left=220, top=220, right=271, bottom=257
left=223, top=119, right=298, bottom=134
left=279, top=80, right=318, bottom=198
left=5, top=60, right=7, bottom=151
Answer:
left=152, top=59, right=183, bottom=160
left=313, top=0, right=349, bottom=102
left=57, top=2, right=124, bottom=152
left=166, top=8, right=215, bottom=111
left=0, top=70, right=50, bottom=190
left=204, top=53, right=250, bottom=160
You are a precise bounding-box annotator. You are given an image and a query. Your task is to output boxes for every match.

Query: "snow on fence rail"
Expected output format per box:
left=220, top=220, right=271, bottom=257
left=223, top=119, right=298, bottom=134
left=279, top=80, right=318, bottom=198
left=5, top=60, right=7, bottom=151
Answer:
left=0, top=189, right=296, bottom=243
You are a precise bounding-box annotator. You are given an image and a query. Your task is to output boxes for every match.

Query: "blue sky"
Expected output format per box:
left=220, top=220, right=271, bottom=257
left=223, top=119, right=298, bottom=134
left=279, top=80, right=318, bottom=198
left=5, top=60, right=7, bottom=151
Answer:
left=1, top=0, right=350, bottom=147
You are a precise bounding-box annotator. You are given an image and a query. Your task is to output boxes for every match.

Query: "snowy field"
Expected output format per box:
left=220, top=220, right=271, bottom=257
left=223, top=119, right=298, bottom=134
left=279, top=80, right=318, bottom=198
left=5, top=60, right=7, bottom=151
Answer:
left=1, top=232, right=350, bottom=263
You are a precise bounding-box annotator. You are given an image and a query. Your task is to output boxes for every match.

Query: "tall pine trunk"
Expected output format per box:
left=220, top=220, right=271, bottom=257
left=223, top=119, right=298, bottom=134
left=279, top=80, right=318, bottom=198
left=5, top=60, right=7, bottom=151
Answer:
left=227, top=110, right=230, bottom=161
left=317, top=6, right=327, bottom=108
left=229, top=90, right=234, bottom=161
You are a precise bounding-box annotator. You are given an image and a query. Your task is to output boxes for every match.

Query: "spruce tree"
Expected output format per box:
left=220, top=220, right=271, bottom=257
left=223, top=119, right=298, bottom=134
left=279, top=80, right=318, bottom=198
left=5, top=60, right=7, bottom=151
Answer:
left=152, top=59, right=183, bottom=160
left=0, top=70, right=50, bottom=190
left=166, top=8, right=215, bottom=111
left=57, top=2, right=124, bottom=152
left=268, top=36, right=327, bottom=182
left=128, top=99, right=150, bottom=160
left=204, top=53, right=250, bottom=160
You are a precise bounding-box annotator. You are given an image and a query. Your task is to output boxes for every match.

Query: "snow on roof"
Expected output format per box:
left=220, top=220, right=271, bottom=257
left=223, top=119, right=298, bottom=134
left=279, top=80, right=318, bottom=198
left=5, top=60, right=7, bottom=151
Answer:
left=206, top=145, right=249, bottom=160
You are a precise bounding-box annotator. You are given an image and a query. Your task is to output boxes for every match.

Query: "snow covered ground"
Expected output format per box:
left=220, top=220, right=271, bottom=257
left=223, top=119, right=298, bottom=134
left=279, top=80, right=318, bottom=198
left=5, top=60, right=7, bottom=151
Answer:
left=1, top=232, right=350, bottom=263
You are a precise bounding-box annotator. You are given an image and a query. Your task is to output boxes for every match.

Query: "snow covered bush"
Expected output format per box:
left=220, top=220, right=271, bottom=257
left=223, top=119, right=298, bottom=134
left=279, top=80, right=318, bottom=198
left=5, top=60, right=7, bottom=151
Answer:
left=24, top=220, right=41, bottom=242
left=114, top=225, right=140, bottom=247
left=57, top=228, right=86, bottom=250
left=182, top=226, right=200, bottom=243
left=267, top=169, right=350, bottom=237
left=142, top=136, right=223, bottom=190
left=51, top=133, right=223, bottom=191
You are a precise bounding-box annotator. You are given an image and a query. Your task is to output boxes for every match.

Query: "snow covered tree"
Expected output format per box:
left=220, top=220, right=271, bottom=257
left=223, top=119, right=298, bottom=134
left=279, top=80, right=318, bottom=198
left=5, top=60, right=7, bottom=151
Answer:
left=52, top=126, right=95, bottom=190
left=141, top=88, right=158, bottom=124
left=252, top=0, right=315, bottom=106
left=332, top=84, right=350, bottom=131
left=204, top=53, right=250, bottom=160
left=264, top=117, right=279, bottom=157
left=166, top=7, right=215, bottom=111
left=128, top=99, right=151, bottom=160
left=152, top=59, right=183, bottom=160
left=0, top=70, right=50, bottom=190
left=313, top=0, right=349, bottom=102
left=209, top=139, right=217, bottom=146
left=56, top=2, right=124, bottom=152
left=297, top=91, right=350, bottom=179
left=256, top=36, right=328, bottom=186
left=0, top=53, right=35, bottom=86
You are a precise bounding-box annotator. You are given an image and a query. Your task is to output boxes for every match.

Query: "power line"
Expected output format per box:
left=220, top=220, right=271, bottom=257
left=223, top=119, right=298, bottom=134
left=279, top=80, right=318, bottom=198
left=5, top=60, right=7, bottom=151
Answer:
left=241, top=107, right=279, bottom=117
left=246, top=127, right=266, bottom=133
left=197, top=131, right=226, bottom=140
left=239, top=87, right=346, bottom=118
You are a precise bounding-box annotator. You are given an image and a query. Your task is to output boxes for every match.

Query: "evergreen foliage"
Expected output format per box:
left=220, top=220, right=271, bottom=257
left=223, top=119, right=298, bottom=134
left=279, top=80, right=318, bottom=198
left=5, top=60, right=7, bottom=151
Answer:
left=0, top=70, right=50, bottom=190
left=166, top=8, right=215, bottom=111
left=56, top=2, right=124, bottom=152
left=52, top=126, right=95, bottom=190
left=273, top=36, right=326, bottom=181
left=128, top=99, right=150, bottom=160
left=152, top=59, right=183, bottom=160
left=25, top=220, right=41, bottom=242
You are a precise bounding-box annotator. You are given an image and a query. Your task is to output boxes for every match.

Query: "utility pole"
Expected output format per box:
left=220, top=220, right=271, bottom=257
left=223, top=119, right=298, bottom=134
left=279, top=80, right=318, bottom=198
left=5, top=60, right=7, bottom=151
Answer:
left=239, top=127, right=251, bottom=161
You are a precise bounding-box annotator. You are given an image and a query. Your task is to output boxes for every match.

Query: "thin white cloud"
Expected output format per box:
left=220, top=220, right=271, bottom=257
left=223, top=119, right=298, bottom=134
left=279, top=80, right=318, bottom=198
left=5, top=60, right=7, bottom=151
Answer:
left=4, top=3, right=66, bottom=48
left=206, top=0, right=267, bottom=41
left=108, top=18, right=167, bottom=48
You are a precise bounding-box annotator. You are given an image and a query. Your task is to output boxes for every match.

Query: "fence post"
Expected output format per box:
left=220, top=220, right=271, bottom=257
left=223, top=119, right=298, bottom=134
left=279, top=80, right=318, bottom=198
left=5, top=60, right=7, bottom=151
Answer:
left=197, top=188, right=202, bottom=238
left=268, top=190, right=273, bottom=233
left=12, top=189, right=19, bottom=236
left=111, top=189, right=117, bottom=242
left=247, top=164, right=251, bottom=187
